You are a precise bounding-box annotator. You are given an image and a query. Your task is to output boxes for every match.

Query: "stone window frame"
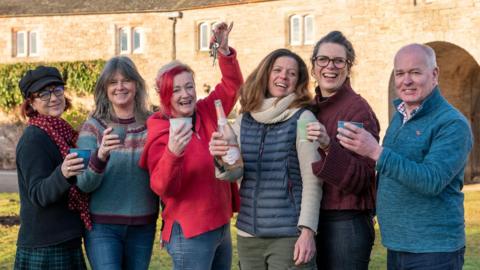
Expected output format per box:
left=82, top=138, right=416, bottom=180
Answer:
left=290, top=15, right=302, bottom=46
left=197, top=20, right=219, bottom=52
left=303, top=15, right=315, bottom=45
left=12, top=29, right=39, bottom=58
left=119, top=27, right=131, bottom=54
left=117, top=26, right=145, bottom=55
left=132, top=28, right=144, bottom=53
left=289, top=13, right=315, bottom=46
left=199, top=22, right=210, bottom=51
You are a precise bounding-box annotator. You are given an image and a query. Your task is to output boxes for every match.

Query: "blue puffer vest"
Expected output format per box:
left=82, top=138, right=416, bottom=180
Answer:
left=236, top=109, right=304, bottom=237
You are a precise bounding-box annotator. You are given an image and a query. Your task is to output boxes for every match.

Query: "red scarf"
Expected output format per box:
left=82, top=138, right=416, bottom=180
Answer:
left=28, top=113, right=92, bottom=230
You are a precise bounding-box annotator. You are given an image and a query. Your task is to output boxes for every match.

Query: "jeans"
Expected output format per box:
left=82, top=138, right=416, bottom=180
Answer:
left=387, top=247, right=465, bottom=270
left=84, top=222, right=156, bottom=270
left=316, top=213, right=375, bottom=270
left=165, top=222, right=232, bottom=270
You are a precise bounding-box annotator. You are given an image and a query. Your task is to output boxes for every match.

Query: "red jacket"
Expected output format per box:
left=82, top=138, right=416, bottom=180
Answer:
left=139, top=49, right=242, bottom=242
left=311, top=80, right=380, bottom=211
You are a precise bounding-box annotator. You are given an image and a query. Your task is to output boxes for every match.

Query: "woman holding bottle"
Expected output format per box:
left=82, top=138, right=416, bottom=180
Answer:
left=306, top=31, right=380, bottom=270
left=139, top=22, right=242, bottom=269
left=210, top=48, right=322, bottom=269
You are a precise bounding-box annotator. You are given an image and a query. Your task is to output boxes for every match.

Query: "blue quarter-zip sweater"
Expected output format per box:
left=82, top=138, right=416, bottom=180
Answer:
left=376, top=87, right=472, bottom=252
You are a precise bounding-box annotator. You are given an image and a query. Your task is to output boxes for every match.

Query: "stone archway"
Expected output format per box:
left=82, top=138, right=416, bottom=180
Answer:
left=388, top=42, right=480, bottom=182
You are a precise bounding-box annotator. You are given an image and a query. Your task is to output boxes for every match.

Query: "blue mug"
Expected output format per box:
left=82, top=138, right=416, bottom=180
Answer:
left=69, top=148, right=91, bottom=170
left=338, top=120, right=363, bottom=129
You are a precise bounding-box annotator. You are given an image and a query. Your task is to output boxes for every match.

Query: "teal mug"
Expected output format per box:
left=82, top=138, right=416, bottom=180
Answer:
left=69, top=148, right=91, bottom=170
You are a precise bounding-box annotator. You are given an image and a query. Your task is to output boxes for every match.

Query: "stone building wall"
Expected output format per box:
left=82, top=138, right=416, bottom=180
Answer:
left=2, top=0, right=479, bottom=129
left=1, top=0, right=480, bottom=175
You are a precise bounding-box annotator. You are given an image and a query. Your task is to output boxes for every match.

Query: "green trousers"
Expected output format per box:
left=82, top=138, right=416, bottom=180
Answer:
left=237, top=235, right=316, bottom=270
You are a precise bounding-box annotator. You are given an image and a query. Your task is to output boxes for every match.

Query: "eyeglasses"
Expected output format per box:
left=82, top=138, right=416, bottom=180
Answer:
left=33, top=85, right=65, bottom=101
left=313, top=56, right=349, bottom=69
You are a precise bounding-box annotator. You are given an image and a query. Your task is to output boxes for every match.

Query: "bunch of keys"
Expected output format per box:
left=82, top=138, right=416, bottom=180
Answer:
left=209, top=22, right=233, bottom=66
left=209, top=39, right=220, bottom=66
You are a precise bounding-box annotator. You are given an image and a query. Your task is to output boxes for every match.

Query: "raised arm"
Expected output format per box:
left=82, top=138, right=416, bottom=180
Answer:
left=199, top=22, right=244, bottom=118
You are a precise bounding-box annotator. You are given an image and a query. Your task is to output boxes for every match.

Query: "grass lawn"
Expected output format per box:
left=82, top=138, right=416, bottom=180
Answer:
left=1, top=190, right=479, bottom=269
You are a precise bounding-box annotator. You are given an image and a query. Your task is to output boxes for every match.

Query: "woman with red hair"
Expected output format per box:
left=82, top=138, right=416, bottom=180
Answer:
left=139, top=22, right=242, bottom=269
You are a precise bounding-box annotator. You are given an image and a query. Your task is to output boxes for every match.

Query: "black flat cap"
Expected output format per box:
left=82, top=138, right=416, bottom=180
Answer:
left=19, top=66, right=65, bottom=98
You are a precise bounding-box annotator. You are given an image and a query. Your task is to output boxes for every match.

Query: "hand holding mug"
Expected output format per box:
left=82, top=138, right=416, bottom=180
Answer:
left=61, top=152, right=87, bottom=178
left=306, top=121, right=330, bottom=150
left=98, top=127, right=122, bottom=161
left=337, top=122, right=383, bottom=160
left=168, top=122, right=193, bottom=156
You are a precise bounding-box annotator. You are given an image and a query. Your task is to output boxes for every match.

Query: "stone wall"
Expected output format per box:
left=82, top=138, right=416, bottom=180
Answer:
left=2, top=0, right=479, bottom=130
left=1, top=0, right=480, bottom=174
left=0, top=122, right=24, bottom=170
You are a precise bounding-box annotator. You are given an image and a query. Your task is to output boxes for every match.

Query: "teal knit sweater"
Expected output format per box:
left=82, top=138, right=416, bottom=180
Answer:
left=76, top=116, right=158, bottom=225
left=376, top=87, right=472, bottom=252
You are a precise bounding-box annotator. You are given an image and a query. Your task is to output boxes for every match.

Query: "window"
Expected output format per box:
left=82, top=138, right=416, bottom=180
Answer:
left=290, top=15, right=301, bottom=46
left=304, top=15, right=314, bottom=45
left=117, top=27, right=144, bottom=54
left=289, top=14, right=315, bottom=46
left=119, top=27, right=130, bottom=54
left=133, top=28, right=143, bottom=53
left=199, top=22, right=210, bottom=51
left=14, top=30, right=38, bottom=57
left=198, top=21, right=219, bottom=51
left=16, top=31, right=27, bottom=57
left=29, top=31, right=38, bottom=56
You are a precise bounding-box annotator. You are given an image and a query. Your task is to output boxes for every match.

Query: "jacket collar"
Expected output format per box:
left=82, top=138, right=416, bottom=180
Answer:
left=393, top=86, right=443, bottom=119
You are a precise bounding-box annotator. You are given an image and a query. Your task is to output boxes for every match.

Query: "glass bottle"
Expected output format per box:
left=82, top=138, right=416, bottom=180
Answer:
left=214, top=99, right=243, bottom=170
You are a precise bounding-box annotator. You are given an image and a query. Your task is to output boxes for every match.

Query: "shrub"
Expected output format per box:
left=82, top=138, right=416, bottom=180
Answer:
left=0, top=60, right=105, bottom=111
left=63, top=105, right=91, bottom=130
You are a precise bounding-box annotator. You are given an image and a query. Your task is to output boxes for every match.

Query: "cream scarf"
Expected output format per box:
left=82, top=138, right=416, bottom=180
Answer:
left=250, top=93, right=300, bottom=124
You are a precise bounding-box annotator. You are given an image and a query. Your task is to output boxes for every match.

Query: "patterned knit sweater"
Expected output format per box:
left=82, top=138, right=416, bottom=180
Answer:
left=76, top=116, right=158, bottom=225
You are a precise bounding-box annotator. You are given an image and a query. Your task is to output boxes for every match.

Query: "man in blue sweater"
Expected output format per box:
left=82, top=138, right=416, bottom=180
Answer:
left=336, top=43, right=473, bottom=270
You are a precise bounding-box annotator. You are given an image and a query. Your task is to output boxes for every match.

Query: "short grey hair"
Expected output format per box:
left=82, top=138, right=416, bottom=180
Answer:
left=92, top=56, right=150, bottom=124
left=154, top=60, right=187, bottom=92
left=395, top=43, right=437, bottom=69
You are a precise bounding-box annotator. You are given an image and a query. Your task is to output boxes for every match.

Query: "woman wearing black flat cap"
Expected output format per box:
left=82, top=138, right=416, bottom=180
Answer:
left=14, top=66, right=87, bottom=269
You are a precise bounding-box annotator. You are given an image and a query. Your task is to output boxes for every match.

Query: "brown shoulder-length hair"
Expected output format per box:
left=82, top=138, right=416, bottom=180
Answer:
left=20, top=94, right=72, bottom=119
left=239, top=48, right=311, bottom=113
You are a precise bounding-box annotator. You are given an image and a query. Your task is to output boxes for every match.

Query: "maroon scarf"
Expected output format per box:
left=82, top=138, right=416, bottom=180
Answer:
left=28, top=113, right=92, bottom=230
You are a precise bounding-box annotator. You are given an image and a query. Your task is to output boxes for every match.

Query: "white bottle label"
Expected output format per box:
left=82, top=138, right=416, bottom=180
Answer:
left=223, top=146, right=240, bottom=165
